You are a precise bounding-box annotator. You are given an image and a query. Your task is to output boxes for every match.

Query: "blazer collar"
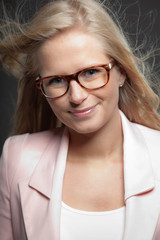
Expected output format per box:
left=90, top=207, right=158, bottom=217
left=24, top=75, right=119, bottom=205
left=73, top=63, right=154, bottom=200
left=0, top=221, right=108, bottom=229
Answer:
left=120, top=111, right=155, bottom=200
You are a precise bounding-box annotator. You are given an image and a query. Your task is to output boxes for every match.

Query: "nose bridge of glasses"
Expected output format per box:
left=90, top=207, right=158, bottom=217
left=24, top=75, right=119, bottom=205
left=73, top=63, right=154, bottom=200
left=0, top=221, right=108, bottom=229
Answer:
left=65, top=72, right=79, bottom=83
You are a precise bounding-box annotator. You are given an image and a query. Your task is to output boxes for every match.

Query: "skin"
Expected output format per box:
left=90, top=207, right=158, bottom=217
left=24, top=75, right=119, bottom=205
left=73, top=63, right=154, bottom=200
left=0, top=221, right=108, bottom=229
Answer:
left=37, top=28, right=126, bottom=211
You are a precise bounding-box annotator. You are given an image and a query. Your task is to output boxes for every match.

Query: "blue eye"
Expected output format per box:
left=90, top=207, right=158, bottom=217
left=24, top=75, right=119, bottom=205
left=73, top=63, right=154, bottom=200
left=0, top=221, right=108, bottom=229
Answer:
left=82, top=68, right=101, bottom=79
left=44, top=77, right=66, bottom=87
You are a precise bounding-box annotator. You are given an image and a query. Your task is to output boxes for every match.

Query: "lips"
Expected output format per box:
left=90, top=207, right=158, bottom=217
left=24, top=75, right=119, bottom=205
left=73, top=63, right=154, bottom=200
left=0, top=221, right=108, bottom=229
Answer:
left=69, top=104, right=97, bottom=118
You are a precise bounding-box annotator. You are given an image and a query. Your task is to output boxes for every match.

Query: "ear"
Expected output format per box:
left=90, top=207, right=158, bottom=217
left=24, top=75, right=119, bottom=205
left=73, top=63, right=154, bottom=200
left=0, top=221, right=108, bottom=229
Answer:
left=119, top=68, right=126, bottom=87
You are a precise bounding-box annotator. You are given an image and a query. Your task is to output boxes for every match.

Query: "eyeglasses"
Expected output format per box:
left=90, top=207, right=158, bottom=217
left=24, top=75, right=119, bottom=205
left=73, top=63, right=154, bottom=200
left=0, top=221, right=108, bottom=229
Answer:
left=35, top=60, right=115, bottom=99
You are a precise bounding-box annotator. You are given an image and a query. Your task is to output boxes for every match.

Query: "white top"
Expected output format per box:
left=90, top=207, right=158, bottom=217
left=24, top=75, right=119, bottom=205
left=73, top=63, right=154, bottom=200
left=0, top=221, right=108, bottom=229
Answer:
left=60, top=202, right=125, bottom=240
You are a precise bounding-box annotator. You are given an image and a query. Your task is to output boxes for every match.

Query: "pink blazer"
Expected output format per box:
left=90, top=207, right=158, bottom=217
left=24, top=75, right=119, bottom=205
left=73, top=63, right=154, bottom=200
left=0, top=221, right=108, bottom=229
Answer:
left=0, top=111, right=160, bottom=240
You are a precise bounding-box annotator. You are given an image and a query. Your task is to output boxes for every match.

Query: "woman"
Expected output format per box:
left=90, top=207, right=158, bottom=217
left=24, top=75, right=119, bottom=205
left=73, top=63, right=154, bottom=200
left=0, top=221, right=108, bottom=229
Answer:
left=0, top=0, right=160, bottom=239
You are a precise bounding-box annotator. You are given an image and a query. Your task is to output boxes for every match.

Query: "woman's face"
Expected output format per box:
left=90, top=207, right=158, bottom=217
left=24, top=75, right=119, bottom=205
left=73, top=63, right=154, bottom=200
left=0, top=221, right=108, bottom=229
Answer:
left=37, top=28, right=125, bottom=134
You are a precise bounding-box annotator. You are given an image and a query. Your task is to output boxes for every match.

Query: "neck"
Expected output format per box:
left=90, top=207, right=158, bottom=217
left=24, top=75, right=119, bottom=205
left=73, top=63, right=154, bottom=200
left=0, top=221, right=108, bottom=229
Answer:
left=68, top=110, right=123, bottom=164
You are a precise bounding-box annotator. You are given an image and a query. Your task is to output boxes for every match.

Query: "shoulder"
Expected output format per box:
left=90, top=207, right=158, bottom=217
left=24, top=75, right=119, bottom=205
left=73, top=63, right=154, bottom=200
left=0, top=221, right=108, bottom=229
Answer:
left=5, top=127, right=64, bottom=148
left=134, top=123, right=160, bottom=141
left=0, top=127, right=65, bottom=186
left=2, top=127, right=64, bottom=156
left=133, top=123, right=160, bottom=180
left=120, top=110, right=160, bottom=150
left=133, top=123, right=160, bottom=148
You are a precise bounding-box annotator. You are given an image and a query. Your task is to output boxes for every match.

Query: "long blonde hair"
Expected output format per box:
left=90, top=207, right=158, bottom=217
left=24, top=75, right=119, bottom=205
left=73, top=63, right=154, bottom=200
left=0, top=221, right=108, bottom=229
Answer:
left=0, top=0, right=160, bottom=134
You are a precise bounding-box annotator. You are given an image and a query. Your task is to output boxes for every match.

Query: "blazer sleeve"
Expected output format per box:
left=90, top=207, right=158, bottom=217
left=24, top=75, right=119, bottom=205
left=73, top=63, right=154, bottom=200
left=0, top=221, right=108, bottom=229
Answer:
left=0, top=138, right=14, bottom=240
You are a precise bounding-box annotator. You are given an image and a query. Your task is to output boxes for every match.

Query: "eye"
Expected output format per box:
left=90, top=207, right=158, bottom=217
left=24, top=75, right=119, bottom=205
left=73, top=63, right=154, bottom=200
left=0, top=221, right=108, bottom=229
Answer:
left=45, top=76, right=66, bottom=87
left=83, top=68, right=100, bottom=78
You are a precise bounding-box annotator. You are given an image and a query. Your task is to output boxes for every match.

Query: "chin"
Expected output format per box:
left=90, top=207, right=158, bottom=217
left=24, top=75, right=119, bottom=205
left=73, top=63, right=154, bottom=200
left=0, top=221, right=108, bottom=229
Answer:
left=67, top=121, right=104, bottom=135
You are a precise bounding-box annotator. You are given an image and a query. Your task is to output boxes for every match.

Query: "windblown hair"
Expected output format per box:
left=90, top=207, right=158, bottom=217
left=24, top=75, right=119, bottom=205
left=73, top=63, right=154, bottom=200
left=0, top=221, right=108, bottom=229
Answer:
left=0, top=0, right=160, bottom=134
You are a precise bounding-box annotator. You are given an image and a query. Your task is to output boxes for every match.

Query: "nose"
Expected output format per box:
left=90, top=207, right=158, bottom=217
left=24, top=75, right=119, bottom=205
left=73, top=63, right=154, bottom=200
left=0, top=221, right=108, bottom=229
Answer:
left=68, top=80, right=88, bottom=104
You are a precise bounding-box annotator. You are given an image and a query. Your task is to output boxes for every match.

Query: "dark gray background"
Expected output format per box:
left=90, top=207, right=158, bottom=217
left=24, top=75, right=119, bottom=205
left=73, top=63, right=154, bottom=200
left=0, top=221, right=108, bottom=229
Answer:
left=0, top=0, right=160, bottom=154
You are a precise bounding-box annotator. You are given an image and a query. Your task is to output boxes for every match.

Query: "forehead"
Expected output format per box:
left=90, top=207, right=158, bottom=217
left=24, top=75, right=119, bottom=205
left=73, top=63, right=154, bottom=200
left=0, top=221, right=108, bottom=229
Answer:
left=39, top=28, right=105, bottom=53
left=37, top=28, right=109, bottom=75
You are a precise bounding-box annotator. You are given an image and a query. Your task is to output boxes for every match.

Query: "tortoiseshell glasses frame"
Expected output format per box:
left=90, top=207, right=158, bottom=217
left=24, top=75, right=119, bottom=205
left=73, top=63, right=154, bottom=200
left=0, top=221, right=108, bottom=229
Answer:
left=35, top=59, right=115, bottom=99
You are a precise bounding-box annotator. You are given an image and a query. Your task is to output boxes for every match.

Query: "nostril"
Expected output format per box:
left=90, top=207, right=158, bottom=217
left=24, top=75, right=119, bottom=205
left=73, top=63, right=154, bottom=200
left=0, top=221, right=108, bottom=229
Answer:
left=70, top=102, right=80, bottom=108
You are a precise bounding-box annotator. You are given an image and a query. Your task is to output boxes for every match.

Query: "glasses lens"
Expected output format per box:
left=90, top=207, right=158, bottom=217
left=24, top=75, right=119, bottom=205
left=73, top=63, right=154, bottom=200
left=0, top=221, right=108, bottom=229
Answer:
left=78, top=67, right=108, bottom=89
left=41, top=76, right=68, bottom=98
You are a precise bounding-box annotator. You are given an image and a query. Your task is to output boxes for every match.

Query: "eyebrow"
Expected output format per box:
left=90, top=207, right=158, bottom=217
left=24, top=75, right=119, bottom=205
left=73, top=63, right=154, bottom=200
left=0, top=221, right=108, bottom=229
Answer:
left=40, top=62, right=109, bottom=77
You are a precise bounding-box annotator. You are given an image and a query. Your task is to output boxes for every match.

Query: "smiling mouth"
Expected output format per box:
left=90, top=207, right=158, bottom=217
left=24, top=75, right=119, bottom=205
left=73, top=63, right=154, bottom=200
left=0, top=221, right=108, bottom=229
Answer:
left=69, top=105, right=97, bottom=118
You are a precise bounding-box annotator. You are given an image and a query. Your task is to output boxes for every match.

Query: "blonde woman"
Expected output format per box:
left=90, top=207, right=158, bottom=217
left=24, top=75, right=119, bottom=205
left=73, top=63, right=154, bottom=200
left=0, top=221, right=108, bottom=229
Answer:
left=0, top=0, right=160, bottom=239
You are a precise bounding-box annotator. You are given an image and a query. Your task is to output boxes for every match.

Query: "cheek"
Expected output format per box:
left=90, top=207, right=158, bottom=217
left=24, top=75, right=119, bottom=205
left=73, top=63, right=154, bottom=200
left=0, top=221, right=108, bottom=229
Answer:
left=98, top=78, right=120, bottom=104
left=47, top=99, right=68, bottom=121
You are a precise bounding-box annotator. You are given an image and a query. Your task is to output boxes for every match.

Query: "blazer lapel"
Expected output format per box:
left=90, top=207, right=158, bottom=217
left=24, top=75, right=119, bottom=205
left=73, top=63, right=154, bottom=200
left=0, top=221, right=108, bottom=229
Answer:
left=19, top=127, right=69, bottom=240
left=120, top=112, right=160, bottom=239
left=124, top=184, right=160, bottom=240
